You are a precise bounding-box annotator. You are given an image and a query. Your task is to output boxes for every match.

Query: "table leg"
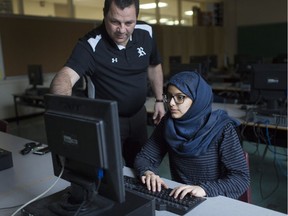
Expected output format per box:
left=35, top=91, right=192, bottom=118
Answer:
left=13, top=96, right=19, bottom=125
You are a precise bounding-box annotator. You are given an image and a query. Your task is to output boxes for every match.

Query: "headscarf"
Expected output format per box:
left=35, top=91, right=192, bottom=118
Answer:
left=164, top=71, right=240, bottom=157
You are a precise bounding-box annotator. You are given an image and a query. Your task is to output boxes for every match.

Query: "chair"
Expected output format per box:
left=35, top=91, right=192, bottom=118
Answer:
left=238, top=151, right=252, bottom=203
left=0, top=119, right=8, bottom=132
left=86, top=75, right=95, bottom=99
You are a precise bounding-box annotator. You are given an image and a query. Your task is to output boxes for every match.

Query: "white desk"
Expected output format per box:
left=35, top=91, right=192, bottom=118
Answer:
left=0, top=132, right=69, bottom=216
left=0, top=132, right=286, bottom=216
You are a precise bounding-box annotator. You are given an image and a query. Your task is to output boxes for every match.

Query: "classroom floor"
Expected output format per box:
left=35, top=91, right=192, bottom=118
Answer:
left=6, top=115, right=288, bottom=214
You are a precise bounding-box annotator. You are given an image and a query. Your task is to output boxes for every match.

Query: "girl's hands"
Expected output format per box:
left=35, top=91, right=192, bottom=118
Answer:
left=170, top=185, right=206, bottom=199
left=141, top=170, right=169, bottom=192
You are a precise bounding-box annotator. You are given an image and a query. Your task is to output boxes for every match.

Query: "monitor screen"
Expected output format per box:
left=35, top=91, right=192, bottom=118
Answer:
left=44, top=94, right=125, bottom=215
left=169, top=63, right=202, bottom=78
left=234, top=55, right=263, bottom=73
left=28, top=65, right=43, bottom=88
left=189, top=55, right=217, bottom=76
left=169, top=56, right=182, bottom=64
left=251, top=63, right=287, bottom=113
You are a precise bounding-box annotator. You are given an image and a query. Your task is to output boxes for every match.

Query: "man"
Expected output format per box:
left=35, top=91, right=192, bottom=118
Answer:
left=50, top=0, right=165, bottom=167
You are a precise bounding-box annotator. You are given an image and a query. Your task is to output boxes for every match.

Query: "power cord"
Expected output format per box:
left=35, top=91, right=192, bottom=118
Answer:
left=73, top=168, right=104, bottom=216
left=11, top=156, right=66, bottom=216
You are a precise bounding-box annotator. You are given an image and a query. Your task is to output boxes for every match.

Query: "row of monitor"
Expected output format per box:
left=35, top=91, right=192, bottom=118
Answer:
left=168, top=61, right=287, bottom=114
left=169, top=53, right=287, bottom=76
left=29, top=61, right=286, bottom=114
left=169, top=55, right=217, bottom=77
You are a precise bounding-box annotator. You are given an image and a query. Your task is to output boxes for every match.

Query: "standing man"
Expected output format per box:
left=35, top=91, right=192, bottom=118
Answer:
left=50, top=0, right=165, bottom=167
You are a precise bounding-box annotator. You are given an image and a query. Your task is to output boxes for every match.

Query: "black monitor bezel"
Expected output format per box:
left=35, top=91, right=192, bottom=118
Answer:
left=44, top=94, right=125, bottom=204
left=27, top=64, right=43, bottom=88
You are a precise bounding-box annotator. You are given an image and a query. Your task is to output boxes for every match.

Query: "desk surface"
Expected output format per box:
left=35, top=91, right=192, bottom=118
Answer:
left=0, top=132, right=286, bottom=216
left=145, top=97, right=287, bottom=130
left=211, top=82, right=251, bottom=92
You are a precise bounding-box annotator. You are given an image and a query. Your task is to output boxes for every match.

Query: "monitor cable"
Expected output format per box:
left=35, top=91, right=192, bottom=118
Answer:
left=11, top=156, right=65, bottom=216
left=73, top=168, right=104, bottom=216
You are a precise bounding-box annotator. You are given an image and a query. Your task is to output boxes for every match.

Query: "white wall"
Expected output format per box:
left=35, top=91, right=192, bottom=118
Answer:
left=0, top=73, right=55, bottom=120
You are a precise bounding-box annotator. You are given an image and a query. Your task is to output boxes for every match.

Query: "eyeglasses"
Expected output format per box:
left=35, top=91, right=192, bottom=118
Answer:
left=163, top=94, right=187, bottom=104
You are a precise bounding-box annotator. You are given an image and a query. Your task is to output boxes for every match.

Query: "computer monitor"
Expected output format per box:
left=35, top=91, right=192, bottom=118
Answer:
left=44, top=94, right=125, bottom=215
left=190, top=55, right=217, bottom=75
left=27, top=64, right=43, bottom=89
left=169, top=56, right=182, bottom=64
left=251, top=64, right=287, bottom=114
left=169, top=63, right=202, bottom=78
left=234, top=55, right=263, bottom=82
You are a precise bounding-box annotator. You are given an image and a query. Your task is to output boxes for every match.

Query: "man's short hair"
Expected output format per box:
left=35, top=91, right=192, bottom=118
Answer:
left=103, top=0, right=139, bottom=17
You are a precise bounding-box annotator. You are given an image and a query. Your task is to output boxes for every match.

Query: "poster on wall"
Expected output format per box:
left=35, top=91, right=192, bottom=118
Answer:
left=0, top=34, right=5, bottom=80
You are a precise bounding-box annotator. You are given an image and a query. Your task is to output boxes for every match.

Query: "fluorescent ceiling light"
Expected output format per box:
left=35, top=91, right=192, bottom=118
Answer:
left=160, top=18, right=168, bottom=23
left=185, top=10, right=193, bottom=16
left=147, top=19, right=157, bottom=24
left=140, top=2, right=168, bottom=10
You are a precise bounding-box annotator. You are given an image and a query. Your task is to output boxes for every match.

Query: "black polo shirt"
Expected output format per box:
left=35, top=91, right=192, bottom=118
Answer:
left=65, top=21, right=162, bottom=117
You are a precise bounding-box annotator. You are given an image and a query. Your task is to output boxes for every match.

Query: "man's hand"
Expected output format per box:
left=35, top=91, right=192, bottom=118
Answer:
left=153, top=102, right=165, bottom=125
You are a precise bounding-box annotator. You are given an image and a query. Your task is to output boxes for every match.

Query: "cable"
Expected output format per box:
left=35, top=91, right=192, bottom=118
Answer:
left=0, top=204, right=23, bottom=210
left=73, top=168, right=104, bottom=216
left=265, top=125, right=287, bottom=177
left=11, top=157, right=65, bottom=216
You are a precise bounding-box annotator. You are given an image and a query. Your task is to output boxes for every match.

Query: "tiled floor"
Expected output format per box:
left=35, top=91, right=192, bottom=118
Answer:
left=6, top=115, right=288, bottom=214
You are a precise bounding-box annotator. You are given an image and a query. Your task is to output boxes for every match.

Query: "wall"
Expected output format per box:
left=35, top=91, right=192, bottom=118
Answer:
left=0, top=0, right=287, bottom=120
left=223, top=0, right=287, bottom=64
left=0, top=15, right=96, bottom=120
left=235, top=0, right=287, bottom=26
left=0, top=15, right=96, bottom=77
left=234, top=0, right=287, bottom=60
left=155, top=25, right=225, bottom=75
left=0, top=73, right=55, bottom=120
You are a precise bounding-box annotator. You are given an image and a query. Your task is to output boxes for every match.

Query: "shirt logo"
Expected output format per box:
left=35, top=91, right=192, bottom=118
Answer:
left=137, top=47, right=146, bottom=57
left=112, top=58, right=118, bottom=63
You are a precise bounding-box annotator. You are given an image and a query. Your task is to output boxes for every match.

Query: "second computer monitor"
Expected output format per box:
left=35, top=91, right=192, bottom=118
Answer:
left=251, top=63, right=287, bottom=114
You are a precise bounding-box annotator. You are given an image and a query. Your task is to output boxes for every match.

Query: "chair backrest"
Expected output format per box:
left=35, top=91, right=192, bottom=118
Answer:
left=86, top=75, right=95, bottom=99
left=238, top=151, right=251, bottom=203
left=0, top=120, right=8, bottom=132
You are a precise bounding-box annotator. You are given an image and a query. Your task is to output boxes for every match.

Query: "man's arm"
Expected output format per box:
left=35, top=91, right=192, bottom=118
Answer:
left=50, top=66, right=80, bottom=95
left=147, top=64, right=165, bottom=125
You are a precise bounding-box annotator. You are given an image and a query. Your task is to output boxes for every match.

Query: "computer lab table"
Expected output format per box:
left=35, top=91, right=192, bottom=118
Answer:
left=0, top=132, right=286, bottom=216
left=145, top=97, right=287, bottom=148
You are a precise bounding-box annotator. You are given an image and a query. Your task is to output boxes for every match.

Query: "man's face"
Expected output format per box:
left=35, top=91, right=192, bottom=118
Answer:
left=104, top=1, right=137, bottom=47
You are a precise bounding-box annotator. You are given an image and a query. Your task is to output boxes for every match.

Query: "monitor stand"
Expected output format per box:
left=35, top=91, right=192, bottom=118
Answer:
left=21, top=188, right=155, bottom=216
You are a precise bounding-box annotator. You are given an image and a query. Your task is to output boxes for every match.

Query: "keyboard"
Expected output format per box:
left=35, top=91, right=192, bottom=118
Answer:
left=124, top=175, right=206, bottom=215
